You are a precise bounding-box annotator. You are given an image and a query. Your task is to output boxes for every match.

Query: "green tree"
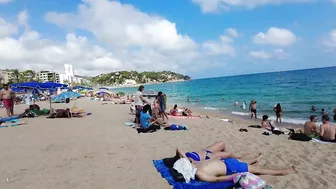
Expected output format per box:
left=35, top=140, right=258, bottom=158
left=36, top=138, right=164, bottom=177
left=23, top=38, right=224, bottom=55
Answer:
left=11, top=69, right=20, bottom=83
left=49, top=76, right=56, bottom=82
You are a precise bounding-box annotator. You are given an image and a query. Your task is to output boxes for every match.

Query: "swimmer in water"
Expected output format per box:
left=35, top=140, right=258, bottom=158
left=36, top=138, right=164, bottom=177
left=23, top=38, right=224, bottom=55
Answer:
left=234, top=100, right=238, bottom=106
left=311, top=106, right=316, bottom=112
left=222, top=98, right=224, bottom=101
left=187, top=96, right=190, bottom=102
left=197, top=98, right=200, bottom=102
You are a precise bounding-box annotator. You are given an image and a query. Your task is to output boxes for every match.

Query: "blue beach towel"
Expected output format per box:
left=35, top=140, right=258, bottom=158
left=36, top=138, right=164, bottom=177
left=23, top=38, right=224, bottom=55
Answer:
left=0, top=116, right=20, bottom=122
left=153, top=160, right=234, bottom=189
left=0, top=119, right=22, bottom=128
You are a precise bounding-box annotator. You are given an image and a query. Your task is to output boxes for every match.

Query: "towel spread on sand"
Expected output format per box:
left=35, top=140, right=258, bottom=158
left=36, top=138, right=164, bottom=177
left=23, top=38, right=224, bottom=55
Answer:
left=311, top=138, right=335, bottom=144
left=173, top=158, right=197, bottom=183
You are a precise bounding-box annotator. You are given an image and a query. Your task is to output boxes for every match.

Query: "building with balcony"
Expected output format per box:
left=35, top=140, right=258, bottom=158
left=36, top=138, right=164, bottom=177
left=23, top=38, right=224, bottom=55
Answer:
left=36, top=71, right=60, bottom=83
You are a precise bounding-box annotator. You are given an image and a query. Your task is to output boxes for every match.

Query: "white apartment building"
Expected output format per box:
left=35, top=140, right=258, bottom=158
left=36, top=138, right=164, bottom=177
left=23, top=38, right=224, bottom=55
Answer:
left=36, top=71, right=60, bottom=83
left=0, top=70, right=10, bottom=84
left=59, top=64, right=90, bottom=85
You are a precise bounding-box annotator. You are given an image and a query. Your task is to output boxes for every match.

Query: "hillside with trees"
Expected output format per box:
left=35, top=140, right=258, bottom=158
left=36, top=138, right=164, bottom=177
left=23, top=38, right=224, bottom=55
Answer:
left=90, top=71, right=191, bottom=85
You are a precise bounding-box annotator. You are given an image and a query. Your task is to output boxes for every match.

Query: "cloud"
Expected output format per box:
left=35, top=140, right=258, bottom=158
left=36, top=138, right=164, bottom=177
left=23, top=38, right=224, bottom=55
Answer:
left=202, top=28, right=237, bottom=56
left=0, top=0, right=13, bottom=4
left=17, top=9, right=29, bottom=28
left=226, top=28, right=238, bottom=38
left=323, top=29, right=336, bottom=49
left=192, top=0, right=314, bottom=13
left=249, top=50, right=272, bottom=59
left=1, top=1, right=215, bottom=76
left=45, top=0, right=196, bottom=51
left=249, top=48, right=290, bottom=59
left=253, top=27, right=297, bottom=47
left=0, top=18, right=17, bottom=38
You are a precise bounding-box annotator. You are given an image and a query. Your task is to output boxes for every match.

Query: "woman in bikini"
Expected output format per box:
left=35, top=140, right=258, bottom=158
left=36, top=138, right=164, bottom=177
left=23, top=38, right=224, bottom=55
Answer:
left=177, top=141, right=248, bottom=162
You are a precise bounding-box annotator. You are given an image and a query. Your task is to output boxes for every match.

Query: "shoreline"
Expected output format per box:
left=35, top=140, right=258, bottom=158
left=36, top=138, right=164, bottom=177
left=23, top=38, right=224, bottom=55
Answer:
left=174, top=102, right=306, bottom=130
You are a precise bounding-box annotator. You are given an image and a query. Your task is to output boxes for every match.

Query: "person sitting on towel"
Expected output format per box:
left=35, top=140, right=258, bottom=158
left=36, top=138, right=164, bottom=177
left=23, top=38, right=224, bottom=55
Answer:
left=174, top=141, right=248, bottom=163
left=319, top=115, right=336, bottom=142
left=174, top=148, right=296, bottom=183
left=140, top=104, right=169, bottom=129
left=293, top=115, right=319, bottom=138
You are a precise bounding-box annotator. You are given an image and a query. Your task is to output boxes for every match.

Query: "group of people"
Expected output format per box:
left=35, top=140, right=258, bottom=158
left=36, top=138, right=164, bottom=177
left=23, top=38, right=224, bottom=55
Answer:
left=133, top=86, right=194, bottom=133
left=296, top=115, right=336, bottom=142
left=134, top=85, right=170, bottom=133
left=168, top=141, right=296, bottom=183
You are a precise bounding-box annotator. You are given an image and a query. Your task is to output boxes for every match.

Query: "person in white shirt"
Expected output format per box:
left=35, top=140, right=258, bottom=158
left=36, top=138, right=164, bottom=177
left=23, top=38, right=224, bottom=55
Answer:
left=135, top=85, right=149, bottom=124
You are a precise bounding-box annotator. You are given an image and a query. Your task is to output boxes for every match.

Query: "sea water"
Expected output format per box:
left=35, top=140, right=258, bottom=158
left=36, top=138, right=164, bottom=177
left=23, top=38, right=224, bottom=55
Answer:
left=113, top=67, right=336, bottom=124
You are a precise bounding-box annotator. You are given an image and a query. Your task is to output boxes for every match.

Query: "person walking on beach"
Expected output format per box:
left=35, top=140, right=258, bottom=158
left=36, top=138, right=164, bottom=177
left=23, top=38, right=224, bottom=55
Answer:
left=0, top=84, right=15, bottom=117
left=134, top=85, right=149, bottom=124
left=249, top=100, right=257, bottom=120
left=319, top=115, right=336, bottom=142
left=274, top=103, right=282, bottom=123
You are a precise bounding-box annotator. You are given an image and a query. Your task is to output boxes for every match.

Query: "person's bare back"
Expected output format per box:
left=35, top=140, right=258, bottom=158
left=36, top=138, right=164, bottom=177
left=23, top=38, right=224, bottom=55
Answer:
left=320, top=115, right=336, bottom=141
left=304, top=121, right=318, bottom=135
left=320, top=123, right=335, bottom=141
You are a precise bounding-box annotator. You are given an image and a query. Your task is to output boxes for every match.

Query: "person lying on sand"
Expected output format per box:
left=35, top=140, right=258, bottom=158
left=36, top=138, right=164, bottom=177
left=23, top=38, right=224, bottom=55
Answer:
left=174, top=149, right=296, bottom=183
left=319, top=115, right=336, bottom=142
left=169, top=104, right=193, bottom=117
left=47, top=108, right=88, bottom=119
left=174, top=141, right=248, bottom=163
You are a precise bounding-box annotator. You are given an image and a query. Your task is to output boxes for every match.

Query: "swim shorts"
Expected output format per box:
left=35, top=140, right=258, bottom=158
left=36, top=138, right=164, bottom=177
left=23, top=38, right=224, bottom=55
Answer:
left=222, top=158, right=248, bottom=175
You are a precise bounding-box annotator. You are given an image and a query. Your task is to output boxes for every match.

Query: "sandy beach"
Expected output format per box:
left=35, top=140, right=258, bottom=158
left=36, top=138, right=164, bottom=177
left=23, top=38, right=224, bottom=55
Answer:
left=1, top=99, right=336, bottom=189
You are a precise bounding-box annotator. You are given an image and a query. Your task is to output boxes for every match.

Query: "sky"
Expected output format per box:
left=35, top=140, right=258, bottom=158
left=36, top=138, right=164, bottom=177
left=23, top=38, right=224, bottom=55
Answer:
left=0, top=0, right=335, bottom=78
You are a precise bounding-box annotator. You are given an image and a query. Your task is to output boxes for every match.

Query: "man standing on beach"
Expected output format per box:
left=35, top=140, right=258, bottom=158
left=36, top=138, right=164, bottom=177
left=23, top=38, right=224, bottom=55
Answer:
left=0, top=84, right=15, bottom=117
left=249, top=100, right=257, bottom=120
left=135, top=85, right=149, bottom=124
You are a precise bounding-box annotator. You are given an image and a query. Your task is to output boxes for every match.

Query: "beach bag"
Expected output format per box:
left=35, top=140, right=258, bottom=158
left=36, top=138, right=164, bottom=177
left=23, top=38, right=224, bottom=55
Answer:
left=288, top=133, right=311, bottom=141
left=233, top=172, right=266, bottom=189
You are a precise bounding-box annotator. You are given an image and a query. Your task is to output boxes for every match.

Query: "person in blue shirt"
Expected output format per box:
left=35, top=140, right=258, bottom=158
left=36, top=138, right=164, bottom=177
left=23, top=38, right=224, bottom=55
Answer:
left=139, top=104, right=169, bottom=130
